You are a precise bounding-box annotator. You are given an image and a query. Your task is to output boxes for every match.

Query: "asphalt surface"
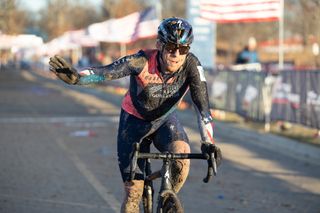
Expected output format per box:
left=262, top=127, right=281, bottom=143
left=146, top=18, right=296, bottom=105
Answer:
left=0, top=68, right=319, bottom=213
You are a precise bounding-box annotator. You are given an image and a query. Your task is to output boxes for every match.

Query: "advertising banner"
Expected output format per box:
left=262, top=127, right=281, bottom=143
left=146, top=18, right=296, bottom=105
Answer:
left=271, top=71, right=320, bottom=129
left=209, top=71, right=267, bottom=121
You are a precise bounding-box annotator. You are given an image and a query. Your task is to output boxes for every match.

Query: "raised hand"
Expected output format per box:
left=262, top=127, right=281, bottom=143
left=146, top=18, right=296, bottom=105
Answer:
left=49, top=55, right=80, bottom=85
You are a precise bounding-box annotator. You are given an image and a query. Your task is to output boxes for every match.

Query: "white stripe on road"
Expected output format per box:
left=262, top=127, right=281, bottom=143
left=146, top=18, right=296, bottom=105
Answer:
left=56, top=138, right=121, bottom=212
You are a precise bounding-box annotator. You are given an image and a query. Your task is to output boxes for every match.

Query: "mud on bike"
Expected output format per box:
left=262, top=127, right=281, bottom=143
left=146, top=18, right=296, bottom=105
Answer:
left=129, top=142, right=218, bottom=213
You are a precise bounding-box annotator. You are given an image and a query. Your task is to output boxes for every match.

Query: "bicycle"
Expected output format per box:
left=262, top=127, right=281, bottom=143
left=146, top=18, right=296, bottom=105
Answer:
left=129, top=142, right=218, bottom=213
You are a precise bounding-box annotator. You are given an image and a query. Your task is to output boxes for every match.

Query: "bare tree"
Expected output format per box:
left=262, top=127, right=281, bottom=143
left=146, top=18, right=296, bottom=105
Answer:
left=39, top=0, right=101, bottom=41
left=4, top=0, right=315, bottom=66
left=297, top=0, right=320, bottom=44
left=102, top=0, right=145, bottom=18
left=101, top=0, right=117, bottom=19
left=0, top=0, right=29, bottom=34
left=161, top=0, right=186, bottom=18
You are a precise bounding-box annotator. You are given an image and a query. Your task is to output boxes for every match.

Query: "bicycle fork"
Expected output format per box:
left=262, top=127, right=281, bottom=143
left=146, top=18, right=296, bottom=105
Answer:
left=143, top=159, right=154, bottom=213
left=143, top=158, right=173, bottom=213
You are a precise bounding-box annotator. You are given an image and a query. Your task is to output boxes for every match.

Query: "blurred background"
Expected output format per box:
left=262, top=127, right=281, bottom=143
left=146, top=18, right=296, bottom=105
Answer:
left=0, top=0, right=319, bottom=69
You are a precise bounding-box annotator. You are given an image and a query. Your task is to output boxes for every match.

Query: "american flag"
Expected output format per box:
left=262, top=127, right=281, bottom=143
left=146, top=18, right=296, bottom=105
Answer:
left=131, top=7, right=160, bottom=42
left=200, top=0, right=281, bottom=23
left=88, top=7, right=160, bottom=43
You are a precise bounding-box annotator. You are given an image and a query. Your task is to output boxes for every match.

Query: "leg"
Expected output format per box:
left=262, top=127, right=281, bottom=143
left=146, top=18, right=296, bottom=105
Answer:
left=121, top=180, right=144, bottom=213
left=152, top=112, right=190, bottom=193
left=117, top=110, right=153, bottom=213
left=168, top=140, right=190, bottom=193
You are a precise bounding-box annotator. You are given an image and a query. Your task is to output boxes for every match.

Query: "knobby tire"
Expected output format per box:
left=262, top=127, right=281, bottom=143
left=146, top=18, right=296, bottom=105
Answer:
left=157, top=191, right=183, bottom=213
left=142, top=182, right=153, bottom=213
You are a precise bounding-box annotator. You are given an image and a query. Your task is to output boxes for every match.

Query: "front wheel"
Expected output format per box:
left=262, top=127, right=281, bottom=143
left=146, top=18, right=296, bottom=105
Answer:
left=157, top=190, right=183, bottom=213
left=142, top=180, right=153, bottom=213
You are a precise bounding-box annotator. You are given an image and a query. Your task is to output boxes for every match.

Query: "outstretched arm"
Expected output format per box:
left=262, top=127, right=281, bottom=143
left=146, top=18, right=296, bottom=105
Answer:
left=49, top=51, right=147, bottom=85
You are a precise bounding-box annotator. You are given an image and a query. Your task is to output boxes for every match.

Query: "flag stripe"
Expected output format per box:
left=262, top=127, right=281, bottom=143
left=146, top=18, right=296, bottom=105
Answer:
left=201, top=3, right=280, bottom=14
left=200, top=0, right=281, bottom=23
left=201, top=10, right=280, bottom=20
left=201, top=0, right=280, bottom=6
left=88, top=7, right=159, bottom=43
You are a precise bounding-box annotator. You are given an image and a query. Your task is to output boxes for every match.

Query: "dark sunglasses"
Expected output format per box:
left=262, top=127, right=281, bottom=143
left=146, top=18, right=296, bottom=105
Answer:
left=163, top=43, right=190, bottom=55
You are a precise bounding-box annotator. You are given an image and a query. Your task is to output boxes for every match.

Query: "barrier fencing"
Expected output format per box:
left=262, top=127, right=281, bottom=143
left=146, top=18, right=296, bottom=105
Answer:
left=30, top=61, right=320, bottom=129
left=204, top=70, right=320, bottom=130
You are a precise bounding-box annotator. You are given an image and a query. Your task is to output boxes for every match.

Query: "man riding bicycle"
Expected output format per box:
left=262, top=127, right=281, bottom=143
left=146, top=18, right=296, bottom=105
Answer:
left=49, top=17, right=222, bottom=213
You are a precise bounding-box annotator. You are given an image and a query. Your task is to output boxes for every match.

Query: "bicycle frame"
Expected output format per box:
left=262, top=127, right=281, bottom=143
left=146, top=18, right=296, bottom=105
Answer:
left=142, top=157, right=175, bottom=213
left=159, top=157, right=173, bottom=191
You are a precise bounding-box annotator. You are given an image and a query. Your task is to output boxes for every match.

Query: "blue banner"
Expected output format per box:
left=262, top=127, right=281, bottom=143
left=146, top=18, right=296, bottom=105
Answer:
left=187, top=0, right=216, bottom=70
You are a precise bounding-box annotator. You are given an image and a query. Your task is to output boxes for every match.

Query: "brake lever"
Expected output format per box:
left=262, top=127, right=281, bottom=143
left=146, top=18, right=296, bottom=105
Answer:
left=203, top=152, right=217, bottom=183
left=212, top=152, right=217, bottom=176
left=203, top=153, right=212, bottom=183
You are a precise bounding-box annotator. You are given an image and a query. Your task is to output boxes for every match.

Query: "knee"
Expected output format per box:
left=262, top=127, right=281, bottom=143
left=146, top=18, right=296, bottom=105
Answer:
left=169, top=141, right=191, bottom=179
left=169, top=140, right=190, bottom=153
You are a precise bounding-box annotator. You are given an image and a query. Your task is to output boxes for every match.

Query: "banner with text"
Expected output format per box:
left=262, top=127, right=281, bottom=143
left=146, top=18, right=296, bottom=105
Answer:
left=208, top=71, right=267, bottom=121
left=271, top=71, right=320, bottom=129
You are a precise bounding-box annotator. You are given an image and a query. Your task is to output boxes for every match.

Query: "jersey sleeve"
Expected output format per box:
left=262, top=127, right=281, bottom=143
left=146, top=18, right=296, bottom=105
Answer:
left=77, top=50, right=147, bottom=85
left=187, top=54, right=215, bottom=144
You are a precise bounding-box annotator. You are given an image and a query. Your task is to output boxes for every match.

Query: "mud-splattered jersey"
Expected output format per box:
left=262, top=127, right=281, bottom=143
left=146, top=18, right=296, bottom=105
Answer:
left=78, top=49, right=215, bottom=143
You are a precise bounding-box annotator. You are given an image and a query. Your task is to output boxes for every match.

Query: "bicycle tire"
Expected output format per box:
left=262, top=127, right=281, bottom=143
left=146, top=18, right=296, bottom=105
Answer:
left=157, top=190, right=183, bottom=213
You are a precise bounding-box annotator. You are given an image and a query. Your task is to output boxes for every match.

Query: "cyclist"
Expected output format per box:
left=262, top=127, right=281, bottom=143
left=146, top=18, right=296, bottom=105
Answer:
left=49, top=17, right=222, bottom=213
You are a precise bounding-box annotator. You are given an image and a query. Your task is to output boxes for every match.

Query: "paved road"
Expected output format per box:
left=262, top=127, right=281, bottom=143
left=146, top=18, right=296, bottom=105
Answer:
left=0, top=68, right=319, bottom=213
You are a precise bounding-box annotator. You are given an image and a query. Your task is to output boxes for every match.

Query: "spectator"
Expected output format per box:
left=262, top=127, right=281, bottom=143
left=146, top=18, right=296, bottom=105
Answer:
left=235, top=37, right=259, bottom=64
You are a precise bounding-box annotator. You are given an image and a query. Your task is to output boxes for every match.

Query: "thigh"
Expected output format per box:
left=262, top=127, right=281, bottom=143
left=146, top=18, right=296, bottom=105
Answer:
left=152, top=112, right=189, bottom=152
left=117, top=110, right=152, bottom=182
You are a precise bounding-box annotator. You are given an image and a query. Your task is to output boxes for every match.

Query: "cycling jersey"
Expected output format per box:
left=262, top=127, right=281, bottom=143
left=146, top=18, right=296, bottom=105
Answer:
left=78, top=49, right=214, bottom=143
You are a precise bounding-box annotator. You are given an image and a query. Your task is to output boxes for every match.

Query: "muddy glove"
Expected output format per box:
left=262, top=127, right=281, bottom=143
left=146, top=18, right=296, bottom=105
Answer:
left=201, top=142, right=222, bottom=166
left=49, top=55, right=80, bottom=85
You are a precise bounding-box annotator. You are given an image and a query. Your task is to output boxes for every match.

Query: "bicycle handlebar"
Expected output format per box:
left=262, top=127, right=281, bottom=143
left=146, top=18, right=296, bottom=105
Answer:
left=129, top=143, right=217, bottom=183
